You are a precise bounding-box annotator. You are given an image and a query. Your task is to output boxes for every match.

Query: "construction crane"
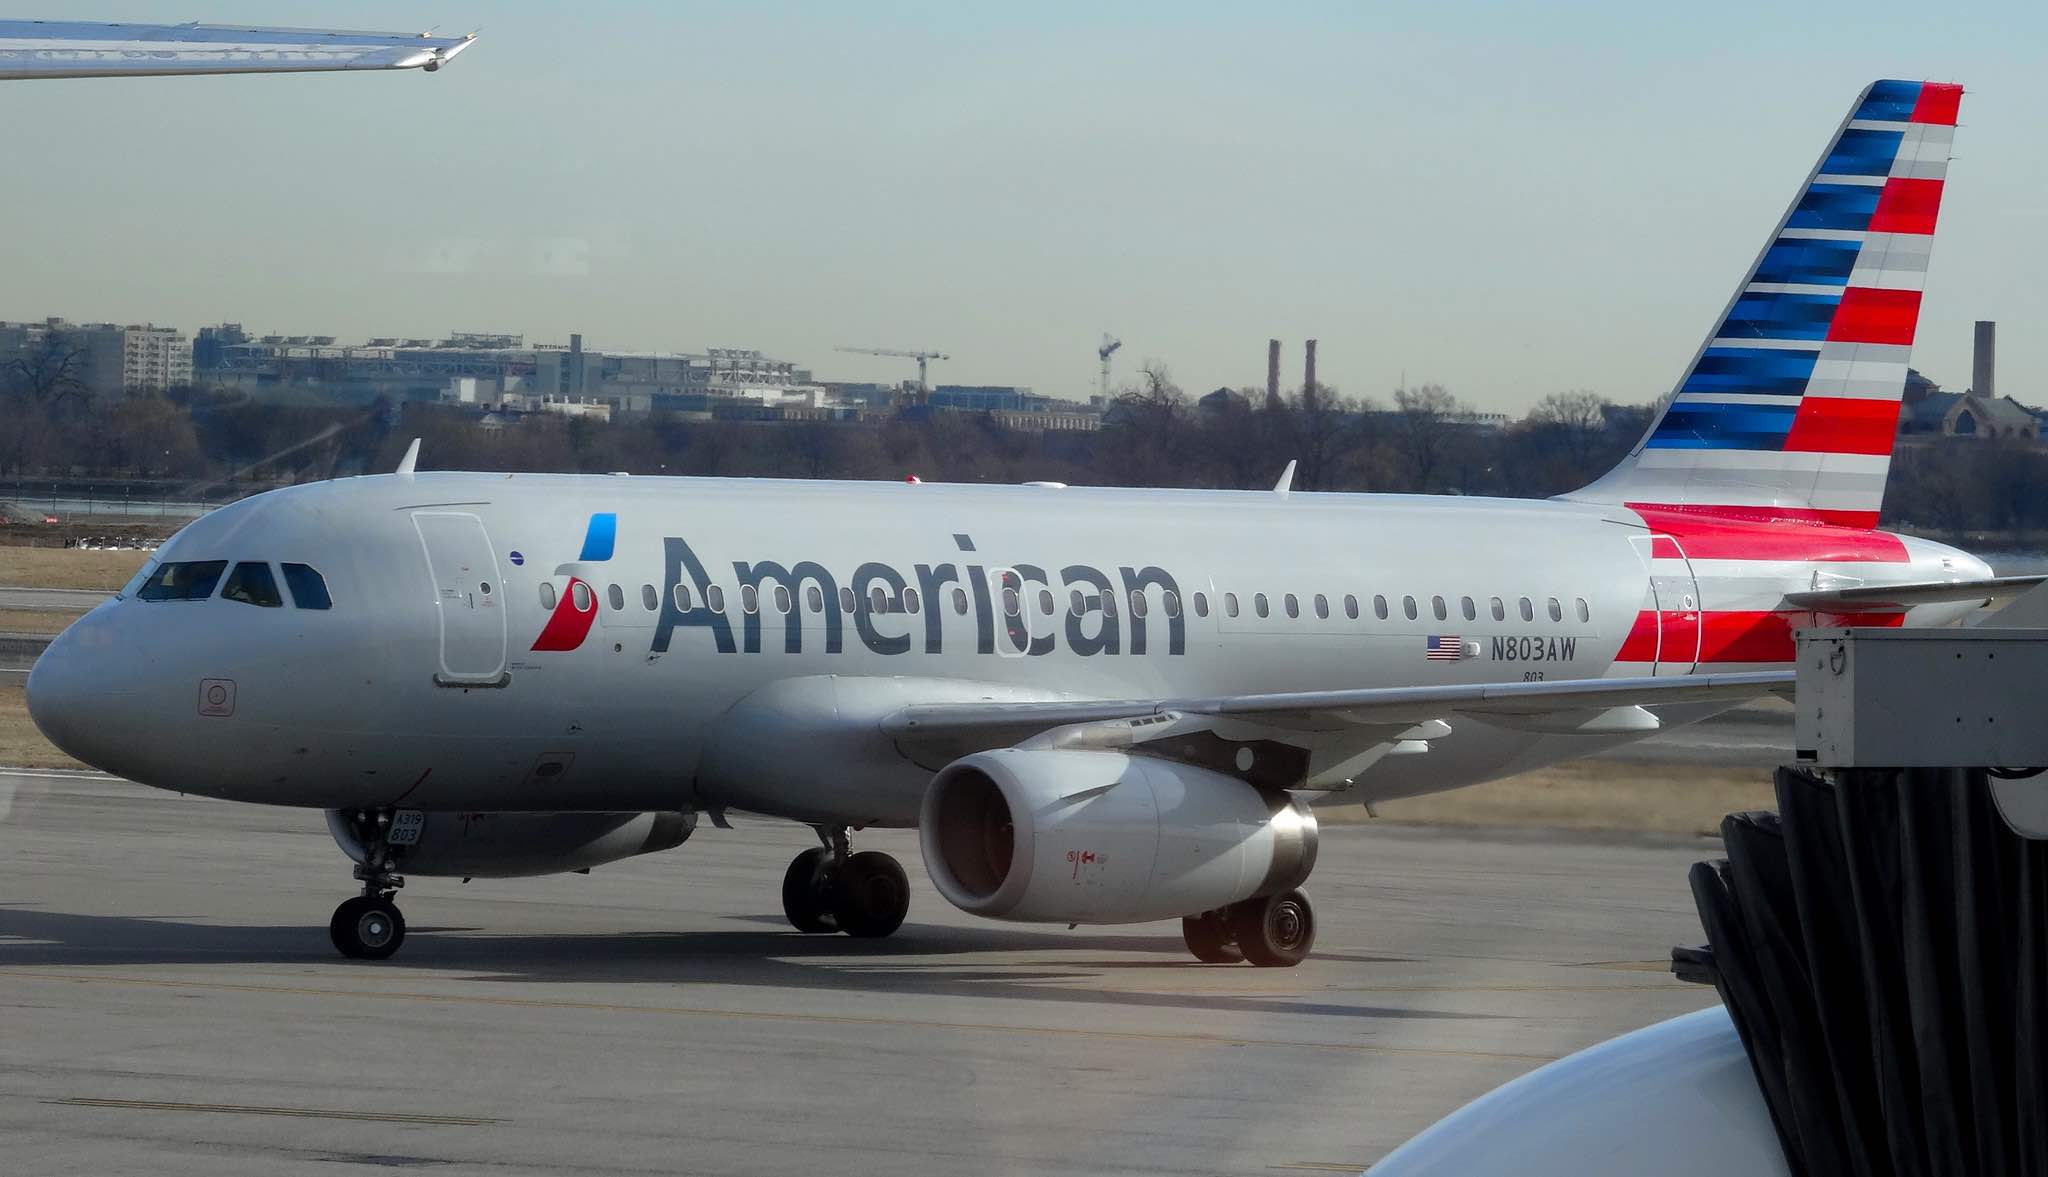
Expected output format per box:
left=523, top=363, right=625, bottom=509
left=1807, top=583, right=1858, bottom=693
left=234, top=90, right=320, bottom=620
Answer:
left=836, top=346, right=948, bottom=401
left=1097, top=334, right=1123, bottom=399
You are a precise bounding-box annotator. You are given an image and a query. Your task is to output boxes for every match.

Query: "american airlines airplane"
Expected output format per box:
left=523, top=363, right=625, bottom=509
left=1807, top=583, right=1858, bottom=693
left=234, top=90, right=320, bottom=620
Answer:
left=0, top=19, right=473, bottom=80
left=25, top=79, right=2028, bottom=968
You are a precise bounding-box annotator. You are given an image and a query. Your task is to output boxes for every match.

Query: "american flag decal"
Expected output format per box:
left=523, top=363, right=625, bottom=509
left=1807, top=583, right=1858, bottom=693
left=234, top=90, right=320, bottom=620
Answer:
left=1424, top=635, right=1468, bottom=662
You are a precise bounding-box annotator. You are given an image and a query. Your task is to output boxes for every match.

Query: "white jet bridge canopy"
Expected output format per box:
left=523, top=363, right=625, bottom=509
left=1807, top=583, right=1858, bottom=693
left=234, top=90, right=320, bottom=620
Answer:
left=0, top=20, right=475, bottom=80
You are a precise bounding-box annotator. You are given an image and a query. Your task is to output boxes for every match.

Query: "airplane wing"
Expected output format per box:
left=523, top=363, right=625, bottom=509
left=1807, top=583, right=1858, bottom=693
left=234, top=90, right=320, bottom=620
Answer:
left=0, top=20, right=476, bottom=80
left=880, top=670, right=1793, bottom=789
left=1782, top=575, right=2047, bottom=611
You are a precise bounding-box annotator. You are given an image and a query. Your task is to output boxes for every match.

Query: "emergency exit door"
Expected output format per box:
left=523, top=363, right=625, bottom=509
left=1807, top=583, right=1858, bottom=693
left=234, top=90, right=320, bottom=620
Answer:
left=413, top=511, right=509, bottom=684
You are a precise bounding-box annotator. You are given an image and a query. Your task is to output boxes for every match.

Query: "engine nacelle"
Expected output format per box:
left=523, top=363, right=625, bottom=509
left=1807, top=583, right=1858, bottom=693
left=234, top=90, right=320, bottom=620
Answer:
left=919, top=749, right=1317, bottom=924
left=326, top=810, right=693, bottom=878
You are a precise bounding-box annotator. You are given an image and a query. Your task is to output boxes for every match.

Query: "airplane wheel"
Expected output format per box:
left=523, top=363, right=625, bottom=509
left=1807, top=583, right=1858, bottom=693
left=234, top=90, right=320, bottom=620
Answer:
left=1228, top=890, right=1314, bottom=968
left=330, top=896, right=406, bottom=960
left=1182, top=911, right=1244, bottom=964
left=832, top=851, right=909, bottom=939
left=781, top=847, right=839, bottom=933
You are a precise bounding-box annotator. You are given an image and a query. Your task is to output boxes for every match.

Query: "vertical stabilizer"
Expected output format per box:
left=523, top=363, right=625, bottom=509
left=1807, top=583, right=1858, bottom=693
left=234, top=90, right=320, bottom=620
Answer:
left=1569, top=80, right=1961, bottom=528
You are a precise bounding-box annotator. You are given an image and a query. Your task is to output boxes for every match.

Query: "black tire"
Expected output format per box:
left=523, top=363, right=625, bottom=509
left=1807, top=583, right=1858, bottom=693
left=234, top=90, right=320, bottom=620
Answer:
left=329, top=896, right=406, bottom=961
left=1181, top=911, right=1244, bottom=964
left=1227, top=890, right=1315, bottom=968
left=781, top=847, right=838, bottom=933
left=832, top=850, right=909, bottom=939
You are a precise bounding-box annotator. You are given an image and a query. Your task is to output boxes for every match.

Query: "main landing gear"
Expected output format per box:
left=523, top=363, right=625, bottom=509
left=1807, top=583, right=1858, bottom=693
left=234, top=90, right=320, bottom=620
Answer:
left=1182, top=890, right=1316, bottom=967
left=781, top=826, right=910, bottom=939
left=331, top=809, right=408, bottom=960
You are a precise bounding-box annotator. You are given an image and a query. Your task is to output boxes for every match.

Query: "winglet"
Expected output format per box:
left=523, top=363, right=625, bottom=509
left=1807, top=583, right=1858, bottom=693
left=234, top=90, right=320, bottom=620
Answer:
left=1273, top=460, right=1297, bottom=498
left=395, top=438, right=421, bottom=478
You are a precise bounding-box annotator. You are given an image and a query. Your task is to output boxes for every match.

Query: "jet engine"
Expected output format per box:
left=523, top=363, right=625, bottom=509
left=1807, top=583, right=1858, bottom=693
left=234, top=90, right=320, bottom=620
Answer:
left=918, top=748, right=1316, bottom=924
left=325, top=810, right=693, bottom=878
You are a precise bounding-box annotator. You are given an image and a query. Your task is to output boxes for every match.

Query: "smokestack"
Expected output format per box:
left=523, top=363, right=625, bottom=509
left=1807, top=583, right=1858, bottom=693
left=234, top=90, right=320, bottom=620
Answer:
left=1303, top=339, right=1318, bottom=399
left=1973, top=320, right=1996, bottom=397
left=1266, top=339, right=1281, bottom=404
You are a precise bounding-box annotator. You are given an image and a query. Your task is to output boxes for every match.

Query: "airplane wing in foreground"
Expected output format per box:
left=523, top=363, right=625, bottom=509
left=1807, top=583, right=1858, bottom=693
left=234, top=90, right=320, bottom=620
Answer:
left=0, top=20, right=475, bottom=80
left=881, top=670, right=1794, bottom=790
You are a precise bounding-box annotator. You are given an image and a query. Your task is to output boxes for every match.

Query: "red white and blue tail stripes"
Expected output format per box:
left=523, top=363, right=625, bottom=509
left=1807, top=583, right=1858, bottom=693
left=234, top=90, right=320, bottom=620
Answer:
left=1572, top=80, right=1959, bottom=530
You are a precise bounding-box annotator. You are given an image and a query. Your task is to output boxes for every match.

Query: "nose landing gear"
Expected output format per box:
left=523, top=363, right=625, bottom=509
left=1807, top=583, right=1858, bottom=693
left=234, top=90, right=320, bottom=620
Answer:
left=780, top=826, right=909, bottom=939
left=329, top=809, right=408, bottom=960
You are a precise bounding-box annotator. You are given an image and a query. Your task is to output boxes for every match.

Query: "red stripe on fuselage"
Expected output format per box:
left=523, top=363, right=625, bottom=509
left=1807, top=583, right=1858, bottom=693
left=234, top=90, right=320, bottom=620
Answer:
left=1616, top=609, right=1906, bottom=666
left=1910, top=82, right=1963, bottom=126
left=1781, top=396, right=1902, bottom=455
left=1626, top=504, right=1908, bottom=562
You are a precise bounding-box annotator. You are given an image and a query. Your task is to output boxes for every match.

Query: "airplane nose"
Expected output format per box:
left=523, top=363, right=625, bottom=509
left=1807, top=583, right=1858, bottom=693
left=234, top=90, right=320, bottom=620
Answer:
left=25, top=612, right=130, bottom=771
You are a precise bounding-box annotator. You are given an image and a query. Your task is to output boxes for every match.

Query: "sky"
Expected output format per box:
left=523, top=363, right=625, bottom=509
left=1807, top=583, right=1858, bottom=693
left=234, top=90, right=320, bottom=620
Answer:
left=3, top=1, right=2044, bottom=413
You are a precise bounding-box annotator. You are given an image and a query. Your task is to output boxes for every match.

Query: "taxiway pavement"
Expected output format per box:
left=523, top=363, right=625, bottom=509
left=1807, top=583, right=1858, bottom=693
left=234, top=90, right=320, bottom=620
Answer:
left=0, top=769, right=1729, bottom=1175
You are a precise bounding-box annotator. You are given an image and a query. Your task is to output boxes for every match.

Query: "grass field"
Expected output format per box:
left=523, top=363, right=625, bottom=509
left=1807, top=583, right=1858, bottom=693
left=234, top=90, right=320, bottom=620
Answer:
left=0, top=683, right=80, bottom=770
left=0, top=609, right=82, bottom=636
left=0, top=547, right=148, bottom=591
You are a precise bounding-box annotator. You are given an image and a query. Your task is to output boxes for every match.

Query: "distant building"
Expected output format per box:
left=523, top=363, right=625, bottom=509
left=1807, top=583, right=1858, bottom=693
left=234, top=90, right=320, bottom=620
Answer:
left=1900, top=392, right=2041, bottom=441
left=0, top=317, right=191, bottom=396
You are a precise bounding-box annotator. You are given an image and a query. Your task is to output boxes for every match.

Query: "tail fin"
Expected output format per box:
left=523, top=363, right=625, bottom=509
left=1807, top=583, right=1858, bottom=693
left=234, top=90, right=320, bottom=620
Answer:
left=1569, top=80, right=1961, bottom=529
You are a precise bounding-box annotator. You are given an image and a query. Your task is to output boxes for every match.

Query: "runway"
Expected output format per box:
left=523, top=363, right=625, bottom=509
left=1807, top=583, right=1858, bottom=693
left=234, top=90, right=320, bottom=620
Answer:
left=0, top=770, right=1727, bottom=1175
left=0, top=586, right=108, bottom=611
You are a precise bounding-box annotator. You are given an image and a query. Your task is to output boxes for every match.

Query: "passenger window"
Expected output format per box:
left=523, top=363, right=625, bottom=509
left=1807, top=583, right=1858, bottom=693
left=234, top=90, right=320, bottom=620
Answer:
left=839, top=586, right=856, bottom=613
left=1254, top=593, right=1269, bottom=619
left=1102, top=592, right=1118, bottom=619
left=740, top=585, right=759, bottom=614
left=572, top=581, right=594, bottom=612
left=540, top=582, right=558, bottom=611
left=1131, top=590, right=1149, bottom=618
left=1576, top=597, right=1591, bottom=623
left=1344, top=594, right=1358, bottom=620
left=775, top=585, right=793, bottom=613
left=1373, top=594, right=1388, bottom=620
left=1040, top=588, right=1056, bottom=615
left=1460, top=596, right=1476, bottom=621
left=1403, top=595, right=1418, bottom=621
left=642, top=584, right=659, bottom=611
left=706, top=585, right=726, bottom=612
left=905, top=587, right=922, bottom=614
left=1431, top=595, right=1447, bottom=621
left=872, top=586, right=891, bottom=614
left=1193, top=591, right=1209, bottom=618
left=607, top=583, right=625, bottom=611
left=1547, top=597, right=1563, bottom=622
left=673, top=584, right=691, bottom=611
left=280, top=563, right=331, bottom=610
left=1002, top=587, right=1021, bottom=616
left=1490, top=596, right=1505, bottom=621
left=807, top=585, right=823, bottom=613
left=1224, top=592, right=1239, bottom=618
left=1519, top=597, right=1535, bottom=621
left=221, top=561, right=282, bottom=608
left=1069, top=589, right=1085, bottom=616
left=1314, top=593, right=1329, bottom=620
left=135, top=560, right=227, bottom=601
left=952, top=587, right=969, bottom=615
left=1283, top=593, right=1299, bottom=619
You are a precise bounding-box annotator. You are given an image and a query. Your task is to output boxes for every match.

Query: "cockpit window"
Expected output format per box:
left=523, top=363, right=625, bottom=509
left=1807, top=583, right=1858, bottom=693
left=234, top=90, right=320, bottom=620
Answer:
left=221, top=562, right=283, bottom=608
left=135, top=560, right=227, bottom=601
left=281, top=563, right=333, bottom=610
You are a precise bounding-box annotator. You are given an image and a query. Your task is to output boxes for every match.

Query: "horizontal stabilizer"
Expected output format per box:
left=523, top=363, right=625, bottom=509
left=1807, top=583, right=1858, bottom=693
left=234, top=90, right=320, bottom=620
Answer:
left=1783, top=574, right=2046, bottom=610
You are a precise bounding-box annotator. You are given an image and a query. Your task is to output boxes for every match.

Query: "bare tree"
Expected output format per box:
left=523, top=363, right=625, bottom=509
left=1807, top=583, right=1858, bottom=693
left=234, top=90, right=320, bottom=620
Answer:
left=1391, top=383, right=1459, bottom=491
left=3, top=329, right=90, bottom=416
